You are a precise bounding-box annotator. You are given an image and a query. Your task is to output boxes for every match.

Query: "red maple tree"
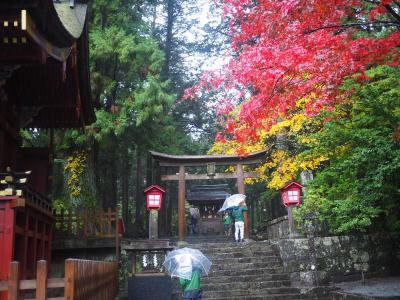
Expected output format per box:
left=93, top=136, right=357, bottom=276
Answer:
left=186, top=0, right=400, bottom=144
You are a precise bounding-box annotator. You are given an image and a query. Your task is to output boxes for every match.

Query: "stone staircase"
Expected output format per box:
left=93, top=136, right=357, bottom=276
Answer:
left=172, top=236, right=330, bottom=300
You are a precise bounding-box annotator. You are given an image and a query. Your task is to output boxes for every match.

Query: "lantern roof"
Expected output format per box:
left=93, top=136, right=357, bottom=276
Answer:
left=144, top=185, right=165, bottom=194
left=282, top=181, right=304, bottom=190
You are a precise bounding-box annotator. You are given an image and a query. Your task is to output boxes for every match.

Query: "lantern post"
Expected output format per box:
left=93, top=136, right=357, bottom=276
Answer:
left=280, top=181, right=303, bottom=238
left=144, top=185, right=165, bottom=240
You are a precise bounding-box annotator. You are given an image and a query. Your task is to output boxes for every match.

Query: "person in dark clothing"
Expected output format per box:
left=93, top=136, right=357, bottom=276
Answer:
left=190, top=207, right=200, bottom=235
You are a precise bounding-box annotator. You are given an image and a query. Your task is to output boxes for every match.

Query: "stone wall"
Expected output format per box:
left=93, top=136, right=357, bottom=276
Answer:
left=271, top=235, right=400, bottom=287
left=266, top=215, right=290, bottom=239
left=264, top=214, right=329, bottom=240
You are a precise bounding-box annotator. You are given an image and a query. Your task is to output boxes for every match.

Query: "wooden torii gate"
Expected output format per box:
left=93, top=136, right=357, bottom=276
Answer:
left=150, top=149, right=267, bottom=241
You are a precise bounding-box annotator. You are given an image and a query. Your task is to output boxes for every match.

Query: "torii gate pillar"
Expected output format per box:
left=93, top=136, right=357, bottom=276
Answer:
left=236, top=164, right=249, bottom=238
left=178, top=165, right=185, bottom=241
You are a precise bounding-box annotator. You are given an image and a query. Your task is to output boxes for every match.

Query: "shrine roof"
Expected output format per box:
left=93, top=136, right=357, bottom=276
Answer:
left=187, top=184, right=231, bottom=203
left=53, top=1, right=87, bottom=39
left=150, top=149, right=268, bottom=167
left=0, top=0, right=95, bottom=128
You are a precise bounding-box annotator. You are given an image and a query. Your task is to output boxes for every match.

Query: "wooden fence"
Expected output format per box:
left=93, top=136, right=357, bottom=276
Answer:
left=64, top=259, right=118, bottom=300
left=54, top=208, right=119, bottom=238
left=0, top=259, right=118, bottom=300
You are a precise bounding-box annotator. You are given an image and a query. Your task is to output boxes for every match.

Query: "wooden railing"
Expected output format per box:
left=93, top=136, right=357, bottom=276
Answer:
left=22, top=185, right=52, bottom=213
left=0, top=259, right=118, bottom=300
left=54, top=208, right=118, bottom=238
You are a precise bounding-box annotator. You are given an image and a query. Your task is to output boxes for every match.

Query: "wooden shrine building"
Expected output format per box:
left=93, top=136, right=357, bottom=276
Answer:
left=0, top=0, right=94, bottom=296
left=187, top=184, right=231, bottom=235
left=150, top=149, right=268, bottom=241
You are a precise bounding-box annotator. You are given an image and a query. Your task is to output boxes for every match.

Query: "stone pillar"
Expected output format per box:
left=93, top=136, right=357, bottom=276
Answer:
left=148, top=209, right=158, bottom=239
left=287, top=204, right=300, bottom=238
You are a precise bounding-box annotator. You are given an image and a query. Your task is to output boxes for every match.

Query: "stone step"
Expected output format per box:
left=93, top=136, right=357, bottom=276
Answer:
left=204, top=246, right=278, bottom=253
left=202, top=279, right=292, bottom=290
left=200, top=244, right=275, bottom=251
left=178, top=239, right=313, bottom=300
left=199, top=294, right=311, bottom=300
left=171, top=287, right=317, bottom=300
left=187, top=241, right=273, bottom=248
left=203, top=287, right=304, bottom=298
left=189, top=242, right=257, bottom=249
left=210, top=256, right=281, bottom=265
left=210, top=261, right=283, bottom=271
left=202, top=273, right=291, bottom=284
left=208, top=266, right=284, bottom=277
left=205, top=250, right=278, bottom=259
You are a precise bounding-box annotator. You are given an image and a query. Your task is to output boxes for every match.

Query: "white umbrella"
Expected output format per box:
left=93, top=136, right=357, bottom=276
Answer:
left=163, top=247, right=212, bottom=280
left=218, top=194, right=246, bottom=213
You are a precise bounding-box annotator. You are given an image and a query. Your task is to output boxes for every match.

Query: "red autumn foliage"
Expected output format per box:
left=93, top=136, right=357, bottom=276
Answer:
left=186, top=0, right=400, bottom=143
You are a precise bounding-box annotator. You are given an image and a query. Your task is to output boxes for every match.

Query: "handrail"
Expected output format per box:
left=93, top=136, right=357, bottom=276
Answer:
left=54, top=207, right=118, bottom=238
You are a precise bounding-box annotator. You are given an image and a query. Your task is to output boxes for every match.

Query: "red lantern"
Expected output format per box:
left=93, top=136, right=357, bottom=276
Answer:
left=280, top=181, right=304, bottom=207
left=144, top=185, right=165, bottom=211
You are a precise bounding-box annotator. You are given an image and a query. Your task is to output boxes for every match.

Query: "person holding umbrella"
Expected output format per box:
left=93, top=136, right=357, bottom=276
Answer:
left=179, top=264, right=202, bottom=299
left=232, top=201, right=248, bottom=243
left=218, top=194, right=247, bottom=242
left=163, top=247, right=211, bottom=300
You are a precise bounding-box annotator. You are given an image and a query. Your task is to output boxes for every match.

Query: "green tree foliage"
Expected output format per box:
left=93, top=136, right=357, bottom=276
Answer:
left=49, top=0, right=221, bottom=237
left=296, top=65, right=400, bottom=236
left=88, top=1, right=174, bottom=138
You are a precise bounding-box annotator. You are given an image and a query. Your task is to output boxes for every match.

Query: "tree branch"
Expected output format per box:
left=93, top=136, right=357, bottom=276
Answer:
left=362, top=0, right=380, bottom=4
left=384, top=4, right=400, bottom=24
left=304, top=21, right=399, bottom=34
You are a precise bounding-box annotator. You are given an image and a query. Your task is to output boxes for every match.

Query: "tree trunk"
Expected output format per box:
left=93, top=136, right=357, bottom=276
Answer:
left=122, top=155, right=130, bottom=232
left=93, top=140, right=101, bottom=206
left=163, top=0, right=174, bottom=78
left=166, top=173, right=176, bottom=236
left=151, top=1, right=157, bottom=35
left=110, top=158, right=117, bottom=208
left=134, top=147, right=145, bottom=237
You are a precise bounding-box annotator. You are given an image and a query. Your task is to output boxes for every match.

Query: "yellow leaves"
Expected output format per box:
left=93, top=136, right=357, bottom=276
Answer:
left=298, top=136, right=316, bottom=144
left=298, top=155, right=329, bottom=170
left=264, top=150, right=297, bottom=189
left=208, top=140, right=239, bottom=155
left=208, top=97, right=330, bottom=191
left=208, top=133, right=265, bottom=155
left=267, top=113, right=310, bottom=136
left=295, top=92, right=317, bottom=108
left=64, top=151, right=87, bottom=198
left=263, top=150, right=328, bottom=190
